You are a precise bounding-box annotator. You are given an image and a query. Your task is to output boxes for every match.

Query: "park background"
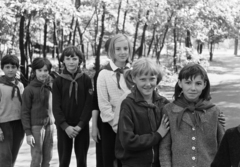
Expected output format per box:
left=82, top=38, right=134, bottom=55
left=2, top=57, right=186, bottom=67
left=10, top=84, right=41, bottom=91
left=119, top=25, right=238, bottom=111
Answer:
left=0, top=0, right=240, bottom=166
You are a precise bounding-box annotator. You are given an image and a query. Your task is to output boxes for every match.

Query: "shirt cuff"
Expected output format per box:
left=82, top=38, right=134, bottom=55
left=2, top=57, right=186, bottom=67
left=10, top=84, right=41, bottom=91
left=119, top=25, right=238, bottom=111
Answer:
left=60, top=122, right=69, bottom=130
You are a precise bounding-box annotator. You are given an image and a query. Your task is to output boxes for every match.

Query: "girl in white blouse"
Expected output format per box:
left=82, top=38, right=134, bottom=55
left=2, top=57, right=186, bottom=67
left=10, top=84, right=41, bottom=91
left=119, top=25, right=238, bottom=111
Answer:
left=97, top=34, right=132, bottom=167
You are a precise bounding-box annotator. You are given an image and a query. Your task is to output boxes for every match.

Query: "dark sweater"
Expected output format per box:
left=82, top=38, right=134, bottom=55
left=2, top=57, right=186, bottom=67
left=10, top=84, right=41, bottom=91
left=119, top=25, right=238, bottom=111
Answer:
left=52, top=69, right=93, bottom=130
left=21, top=78, right=54, bottom=135
left=115, top=87, right=170, bottom=167
left=211, top=125, right=240, bottom=167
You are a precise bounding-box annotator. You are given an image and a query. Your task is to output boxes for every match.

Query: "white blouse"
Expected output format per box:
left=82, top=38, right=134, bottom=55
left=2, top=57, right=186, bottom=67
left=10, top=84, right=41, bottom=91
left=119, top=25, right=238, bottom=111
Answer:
left=97, top=60, right=130, bottom=127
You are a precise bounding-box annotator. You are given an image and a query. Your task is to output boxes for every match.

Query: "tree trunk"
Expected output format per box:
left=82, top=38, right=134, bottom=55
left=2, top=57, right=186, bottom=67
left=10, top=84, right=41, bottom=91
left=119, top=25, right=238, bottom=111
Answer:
left=73, top=19, right=78, bottom=46
left=139, top=10, right=149, bottom=58
left=116, top=0, right=122, bottom=33
left=68, top=16, right=75, bottom=45
left=173, top=18, right=177, bottom=73
left=53, top=21, right=61, bottom=69
left=156, top=11, right=174, bottom=62
left=19, top=15, right=28, bottom=86
left=234, top=38, right=238, bottom=56
left=209, top=41, right=214, bottom=61
left=25, top=16, right=32, bottom=64
left=43, top=19, right=48, bottom=58
left=132, top=11, right=140, bottom=61
left=75, top=0, right=81, bottom=8
left=122, top=0, right=128, bottom=33
left=185, top=30, right=192, bottom=47
left=95, top=3, right=106, bottom=73
left=147, top=26, right=156, bottom=56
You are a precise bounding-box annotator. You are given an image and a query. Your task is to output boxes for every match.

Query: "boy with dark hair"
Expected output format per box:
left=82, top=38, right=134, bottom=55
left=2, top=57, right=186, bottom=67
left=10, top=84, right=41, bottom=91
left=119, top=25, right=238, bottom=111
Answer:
left=52, top=45, right=93, bottom=167
left=0, top=55, right=25, bottom=167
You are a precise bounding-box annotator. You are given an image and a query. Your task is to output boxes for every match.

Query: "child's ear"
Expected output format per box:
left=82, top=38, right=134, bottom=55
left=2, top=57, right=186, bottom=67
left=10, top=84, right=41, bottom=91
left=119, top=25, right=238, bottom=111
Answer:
left=178, top=80, right=182, bottom=88
left=203, top=81, right=207, bottom=89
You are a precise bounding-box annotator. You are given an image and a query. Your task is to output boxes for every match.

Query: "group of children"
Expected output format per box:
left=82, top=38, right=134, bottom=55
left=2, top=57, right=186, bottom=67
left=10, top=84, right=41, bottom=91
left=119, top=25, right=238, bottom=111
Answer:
left=0, top=33, right=239, bottom=167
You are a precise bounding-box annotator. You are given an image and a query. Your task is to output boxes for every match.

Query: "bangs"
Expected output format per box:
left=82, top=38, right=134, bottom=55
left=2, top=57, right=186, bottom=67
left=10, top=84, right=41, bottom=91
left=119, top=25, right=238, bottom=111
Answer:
left=179, top=64, right=207, bottom=81
left=132, top=58, right=161, bottom=78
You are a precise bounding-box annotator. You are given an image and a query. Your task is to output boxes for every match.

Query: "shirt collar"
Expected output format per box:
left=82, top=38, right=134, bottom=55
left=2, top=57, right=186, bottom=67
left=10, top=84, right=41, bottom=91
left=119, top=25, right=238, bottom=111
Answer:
left=128, top=86, right=160, bottom=104
left=109, top=59, right=131, bottom=72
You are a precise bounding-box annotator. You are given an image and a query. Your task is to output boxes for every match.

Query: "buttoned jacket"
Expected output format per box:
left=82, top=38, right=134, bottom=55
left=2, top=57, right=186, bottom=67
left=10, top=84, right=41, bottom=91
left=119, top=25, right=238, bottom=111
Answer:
left=159, top=102, right=225, bottom=167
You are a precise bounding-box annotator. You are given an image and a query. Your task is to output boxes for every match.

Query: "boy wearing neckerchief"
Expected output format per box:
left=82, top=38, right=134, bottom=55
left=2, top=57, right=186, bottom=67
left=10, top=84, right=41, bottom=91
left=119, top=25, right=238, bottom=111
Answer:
left=159, top=63, right=225, bottom=167
left=0, top=55, right=24, bottom=167
left=52, top=45, right=93, bottom=167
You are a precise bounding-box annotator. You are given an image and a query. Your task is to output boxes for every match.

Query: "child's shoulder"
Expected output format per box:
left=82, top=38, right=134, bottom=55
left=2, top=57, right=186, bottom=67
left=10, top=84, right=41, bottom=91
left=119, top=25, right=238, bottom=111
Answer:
left=206, top=104, right=221, bottom=115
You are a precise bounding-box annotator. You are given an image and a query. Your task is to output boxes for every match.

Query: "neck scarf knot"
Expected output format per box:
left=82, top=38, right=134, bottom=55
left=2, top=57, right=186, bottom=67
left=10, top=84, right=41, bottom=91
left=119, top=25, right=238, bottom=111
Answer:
left=60, top=72, right=83, bottom=102
left=103, top=63, right=129, bottom=89
left=0, top=76, right=22, bottom=104
left=29, top=78, right=51, bottom=107
left=174, top=96, right=215, bottom=130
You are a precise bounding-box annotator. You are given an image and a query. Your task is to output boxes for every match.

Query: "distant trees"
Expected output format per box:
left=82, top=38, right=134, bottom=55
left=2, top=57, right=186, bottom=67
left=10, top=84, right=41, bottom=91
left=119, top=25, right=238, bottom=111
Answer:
left=1, top=0, right=240, bottom=80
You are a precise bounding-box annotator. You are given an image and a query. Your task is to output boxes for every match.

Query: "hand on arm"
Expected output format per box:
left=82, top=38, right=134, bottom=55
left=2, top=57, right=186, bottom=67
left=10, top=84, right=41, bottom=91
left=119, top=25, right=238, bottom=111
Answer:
left=27, top=135, right=35, bottom=147
left=0, top=128, right=4, bottom=141
left=157, top=114, right=170, bottom=138
left=218, top=112, right=226, bottom=127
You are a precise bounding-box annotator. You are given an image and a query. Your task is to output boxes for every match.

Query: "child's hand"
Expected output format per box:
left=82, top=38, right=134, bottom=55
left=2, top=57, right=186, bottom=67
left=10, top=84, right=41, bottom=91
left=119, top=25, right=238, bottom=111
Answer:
left=218, top=112, right=226, bottom=127
left=27, top=135, right=35, bottom=147
left=0, top=129, right=4, bottom=141
left=65, top=126, right=79, bottom=138
left=157, top=114, right=170, bottom=138
left=92, top=125, right=101, bottom=143
left=73, top=126, right=81, bottom=132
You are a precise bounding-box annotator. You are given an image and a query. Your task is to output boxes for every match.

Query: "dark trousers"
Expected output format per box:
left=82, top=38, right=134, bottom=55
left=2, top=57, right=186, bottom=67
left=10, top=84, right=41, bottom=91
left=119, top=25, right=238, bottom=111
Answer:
left=0, top=120, right=24, bottom=167
left=96, top=116, right=103, bottom=167
left=101, top=121, right=122, bottom=167
left=56, top=124, right=89, bottom=167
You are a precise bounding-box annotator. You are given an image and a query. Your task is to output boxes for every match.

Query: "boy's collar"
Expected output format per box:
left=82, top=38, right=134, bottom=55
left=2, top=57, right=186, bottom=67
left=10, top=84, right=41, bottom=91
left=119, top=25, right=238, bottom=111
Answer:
left=128, top=86, right=160, bottom=103
left=63, top=67, right=81, bottom=76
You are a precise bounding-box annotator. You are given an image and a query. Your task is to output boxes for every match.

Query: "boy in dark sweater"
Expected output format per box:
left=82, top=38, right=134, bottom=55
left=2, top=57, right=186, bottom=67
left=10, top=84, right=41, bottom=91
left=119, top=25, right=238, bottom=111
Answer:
left=52, top=46, right=93, bottom=167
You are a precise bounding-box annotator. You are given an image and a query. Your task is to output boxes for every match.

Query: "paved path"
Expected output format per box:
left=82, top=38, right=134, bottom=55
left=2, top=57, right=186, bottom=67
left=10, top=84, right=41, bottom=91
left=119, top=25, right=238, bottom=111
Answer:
left=15, top=50, right=240, bottom=167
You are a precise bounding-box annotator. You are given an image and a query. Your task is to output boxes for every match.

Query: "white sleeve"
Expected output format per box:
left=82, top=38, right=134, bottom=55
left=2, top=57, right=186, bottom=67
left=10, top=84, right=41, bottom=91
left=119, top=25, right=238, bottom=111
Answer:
left=97, top=70, right=114, bottom=125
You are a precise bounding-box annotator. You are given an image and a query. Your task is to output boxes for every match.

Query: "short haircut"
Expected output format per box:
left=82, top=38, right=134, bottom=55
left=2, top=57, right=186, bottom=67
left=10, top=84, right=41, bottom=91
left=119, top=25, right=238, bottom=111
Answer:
left=1, top=55, right=19, bottom=69
left=174, top=63, right=211, bottom=100
left=131, top=58, right=163, bottom=84
left=108, top=34, right=132, bottom=63
left=60, top=45, right=84, bottom=64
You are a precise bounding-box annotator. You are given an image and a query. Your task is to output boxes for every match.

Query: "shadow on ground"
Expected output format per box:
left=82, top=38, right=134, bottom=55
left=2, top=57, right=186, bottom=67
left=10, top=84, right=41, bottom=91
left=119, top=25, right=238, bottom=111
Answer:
left=211, top=81, right=240, bottom=129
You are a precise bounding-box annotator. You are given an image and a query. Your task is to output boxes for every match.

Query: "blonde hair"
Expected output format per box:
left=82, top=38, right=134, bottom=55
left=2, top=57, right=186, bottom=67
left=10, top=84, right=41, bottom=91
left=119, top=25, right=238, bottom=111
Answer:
left=131, top=58, right=163, bottom=84
left=108, top=34, right=132, bottom=63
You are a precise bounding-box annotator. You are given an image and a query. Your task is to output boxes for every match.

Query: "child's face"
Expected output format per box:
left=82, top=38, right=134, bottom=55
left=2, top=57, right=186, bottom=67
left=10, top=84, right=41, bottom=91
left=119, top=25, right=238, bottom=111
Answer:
left=133, top=72, right=157, bottom=101
left=2, top=64, right=18, bottom=78
left=114, top=39, right=129, bottom=64
left=63, top=55, right=79, bottom=73
left=36, top=65, right=49, bottom=82
left=178, top=75, right=206, bottom=102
